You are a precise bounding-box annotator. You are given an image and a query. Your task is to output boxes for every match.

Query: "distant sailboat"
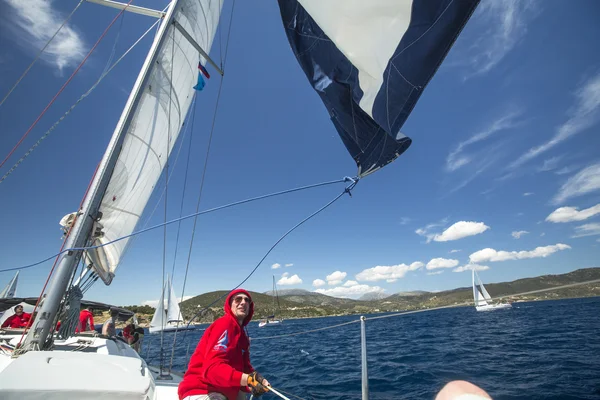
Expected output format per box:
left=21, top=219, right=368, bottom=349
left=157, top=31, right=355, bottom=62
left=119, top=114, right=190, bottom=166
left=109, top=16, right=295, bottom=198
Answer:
left=0, top=271, right=19, bottom=299
left=149, top=275, right=198, bottom=333
left=259, top=276, right=282, bottom=328
left=0, top=271, right=33, bottom=323
left=472, top=269, right=512, bottom=312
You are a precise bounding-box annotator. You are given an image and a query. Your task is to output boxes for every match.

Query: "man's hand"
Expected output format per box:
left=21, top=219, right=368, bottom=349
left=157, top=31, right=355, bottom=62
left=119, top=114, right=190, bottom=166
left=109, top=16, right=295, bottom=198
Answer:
left=247, top=371, right=270, bottom=397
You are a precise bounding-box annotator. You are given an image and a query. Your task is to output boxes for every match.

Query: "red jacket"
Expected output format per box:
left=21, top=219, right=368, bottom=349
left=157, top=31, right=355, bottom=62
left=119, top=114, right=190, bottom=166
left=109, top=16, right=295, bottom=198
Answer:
left=77, top=309, right=95, bottom=332
left=2, top=312, right=31, bottom=328
left=178, top=289, right=255, bottom=400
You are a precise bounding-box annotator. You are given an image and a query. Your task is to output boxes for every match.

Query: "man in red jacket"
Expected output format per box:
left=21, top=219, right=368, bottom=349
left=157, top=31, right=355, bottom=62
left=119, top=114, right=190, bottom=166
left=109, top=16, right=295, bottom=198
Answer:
left=178, top=289, right=270, bottom=400
left=1, top=305, right=31, bottom=329
left=76, top=306, right=95, bottom=332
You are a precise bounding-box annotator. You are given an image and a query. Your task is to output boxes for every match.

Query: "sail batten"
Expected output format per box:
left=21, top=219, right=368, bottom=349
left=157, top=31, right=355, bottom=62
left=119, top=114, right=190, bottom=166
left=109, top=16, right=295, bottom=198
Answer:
left=85, top=0, right=223, bottom=284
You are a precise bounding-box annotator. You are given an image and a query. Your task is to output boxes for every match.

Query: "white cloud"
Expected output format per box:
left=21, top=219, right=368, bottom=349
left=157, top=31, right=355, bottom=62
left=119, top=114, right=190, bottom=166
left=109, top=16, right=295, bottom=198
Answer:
left=450, top=249, right=462, bottom=253
left=315, top=284, right=385, bottom=299
left=572, top=223, right=600, bottom=238
left=142, top=295, right=193, bottom=308
left=523, top=192, right=534, bottom=196
left=446, top=111, right=522, bottom=171
left=553, top=163, right=600, bottom=204
left=540, top=232, right=546, bottom=237
left=278, top=274, right=303, bottom=285
left=555, top=165, right=579, bottom=175
left=510, top=73, right=600, bottom=169
left=546, top=204, right=600, bottom=223
left=400, top=217, right=411, bottom=225
left=452, top=0, right=539, bottom=77
left=271, top=263, right=281, bottom=269
left=469, top=243, right=571, bottom=263
left=537, top=156, right=563, bottom=172
left=326, top=271, right=347, bottom=286
left=4, top=0, right=86, bottom=71
left=432, top=221, right=490, bottom=242
left=511, top=230, right=529, bottom=239
left=356, top=262, right=424, bottom=282
left=427, top=271, right=444, bottom=276
left=312, top=279, right=326, bottom=288
left=426, top=258, right=460, bottom=270
left=453, top=264, right=490, bottom=273
left=284, top=263, right=293, bottom=267
left=415, top=218, right=449, bottom=242
left=343, top=280, right=358, bottom=287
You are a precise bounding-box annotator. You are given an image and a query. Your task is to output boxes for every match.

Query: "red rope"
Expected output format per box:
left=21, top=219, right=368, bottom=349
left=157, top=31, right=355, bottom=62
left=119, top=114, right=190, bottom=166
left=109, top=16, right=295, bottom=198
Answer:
left=0, top=0, right=136, bottom=171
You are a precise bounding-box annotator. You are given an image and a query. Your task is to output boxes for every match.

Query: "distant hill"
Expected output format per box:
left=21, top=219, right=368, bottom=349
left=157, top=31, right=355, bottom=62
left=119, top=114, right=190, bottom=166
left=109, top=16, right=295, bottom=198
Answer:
left=358, top=292, right=391, bottom=301
left=174, top=268, right=600, bottom=322
left=393, top=290, right=429, bottom=297
left=264, top=288, right=312, bottom=296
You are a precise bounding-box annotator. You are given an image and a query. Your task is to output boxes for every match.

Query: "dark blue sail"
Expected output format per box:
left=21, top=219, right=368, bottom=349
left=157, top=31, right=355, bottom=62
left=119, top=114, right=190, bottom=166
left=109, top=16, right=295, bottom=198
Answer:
left=277, top=0, right=480, bottom=176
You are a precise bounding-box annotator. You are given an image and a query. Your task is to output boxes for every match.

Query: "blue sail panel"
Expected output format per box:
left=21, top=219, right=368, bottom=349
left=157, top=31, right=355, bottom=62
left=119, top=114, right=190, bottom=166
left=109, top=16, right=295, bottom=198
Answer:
left=277, top=0, right=480, bottom=176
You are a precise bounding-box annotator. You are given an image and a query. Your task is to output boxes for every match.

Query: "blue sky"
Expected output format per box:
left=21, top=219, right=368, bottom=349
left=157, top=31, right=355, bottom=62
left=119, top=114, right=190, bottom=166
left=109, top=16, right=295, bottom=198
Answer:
left=0, top=0, right=599, bottom=307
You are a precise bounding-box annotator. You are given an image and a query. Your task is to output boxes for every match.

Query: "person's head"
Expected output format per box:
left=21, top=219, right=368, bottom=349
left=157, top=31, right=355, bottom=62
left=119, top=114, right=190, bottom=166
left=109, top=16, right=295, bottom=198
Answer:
left=225, top=289, right=254, bottom=326
left=13, top=305, right=24, bottom=315
left=110, top=308, right=119, bottom=319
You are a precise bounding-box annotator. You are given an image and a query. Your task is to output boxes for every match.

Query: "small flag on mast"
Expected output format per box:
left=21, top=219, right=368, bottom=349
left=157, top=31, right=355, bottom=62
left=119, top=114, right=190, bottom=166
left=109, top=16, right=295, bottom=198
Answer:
left=194, top=61, right=210, bottom=91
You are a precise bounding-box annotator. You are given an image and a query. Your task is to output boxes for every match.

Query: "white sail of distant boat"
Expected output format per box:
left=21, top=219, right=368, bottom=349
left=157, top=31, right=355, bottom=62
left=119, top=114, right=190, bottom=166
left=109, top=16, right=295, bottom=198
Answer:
left=472, top=269, right=512, bottom=312
left=0, top=271, right=19, bottom=299
left=259, top=276, right=283, bottom=328
left=149, top=275, right=199, bottom=333
left=0, top=271, right=21, bottom=320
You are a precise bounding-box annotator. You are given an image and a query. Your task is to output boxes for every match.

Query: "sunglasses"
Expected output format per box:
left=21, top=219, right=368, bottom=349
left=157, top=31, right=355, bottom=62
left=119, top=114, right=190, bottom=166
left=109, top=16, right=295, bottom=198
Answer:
left=233, top=295, right=251, bottom=304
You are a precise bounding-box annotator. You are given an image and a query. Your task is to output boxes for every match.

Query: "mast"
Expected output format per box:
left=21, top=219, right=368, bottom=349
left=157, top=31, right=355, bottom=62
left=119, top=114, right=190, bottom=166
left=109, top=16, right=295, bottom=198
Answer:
left=21, top=0, right=181, bottom=351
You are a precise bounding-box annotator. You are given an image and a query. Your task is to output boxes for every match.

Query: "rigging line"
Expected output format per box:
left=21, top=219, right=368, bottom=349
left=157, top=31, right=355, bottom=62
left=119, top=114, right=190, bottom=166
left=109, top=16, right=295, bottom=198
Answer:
left=168, top=1, right=237, bottom=368
left=0, top=0, right=85, bottom=109
left=251, top=320, right=360, bottom=341
left=168, top=94, right=199, bottom=372
left=0, top=177, right=349, bottom=273
left=101, top=12, right=125, bottom=76
left=0, top=4, right=160, bottom=185
left=185, top=178, right=359, bottom=328
left=159, top=18, right=178, bottom=375
left=169, top=94, right=198, bottom=280
left=0, top=0, right=137, bottom=172
left=222, top=0, right=237, bottom=71
left=0, top=17, right=162, bottom=183
left=265, top=387, right=308, bottom=400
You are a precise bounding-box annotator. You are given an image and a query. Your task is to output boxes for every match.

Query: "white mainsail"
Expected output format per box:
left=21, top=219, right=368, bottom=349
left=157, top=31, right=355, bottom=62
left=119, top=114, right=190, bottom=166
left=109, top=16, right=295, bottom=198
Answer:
left=85, top=0, right=222, bottom=284
left=167, top=277, right=183, bottom=323
left=150, top=280, right=167, bottom=329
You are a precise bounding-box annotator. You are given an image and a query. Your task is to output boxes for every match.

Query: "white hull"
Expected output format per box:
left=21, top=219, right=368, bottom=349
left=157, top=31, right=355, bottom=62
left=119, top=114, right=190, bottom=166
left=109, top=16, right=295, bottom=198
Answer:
left=475, top=303, right=512, bottom=312
left=258, top=319, right=282, bottom=328
left=0, top=332, right=180, bottom=400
